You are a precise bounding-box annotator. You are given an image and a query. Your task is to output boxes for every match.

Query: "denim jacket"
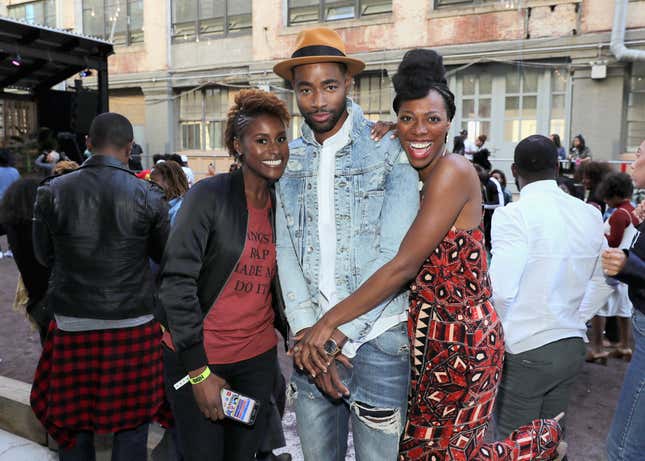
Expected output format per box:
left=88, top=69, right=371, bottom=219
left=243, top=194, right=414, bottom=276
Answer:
left=275, top=100, right=419, bottom=341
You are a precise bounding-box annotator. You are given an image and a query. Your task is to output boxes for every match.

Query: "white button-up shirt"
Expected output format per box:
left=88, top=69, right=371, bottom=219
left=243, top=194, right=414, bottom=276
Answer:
left=489, top=180, right=612, bottom=354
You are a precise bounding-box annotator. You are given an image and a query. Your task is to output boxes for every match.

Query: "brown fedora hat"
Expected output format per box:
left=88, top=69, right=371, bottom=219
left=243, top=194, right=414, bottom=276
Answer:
left=273, top=27, right=365, bottom=81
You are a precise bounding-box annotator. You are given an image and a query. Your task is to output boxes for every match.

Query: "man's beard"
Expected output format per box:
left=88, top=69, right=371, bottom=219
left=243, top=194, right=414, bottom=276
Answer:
left=301, top=99, right=347, bottom=135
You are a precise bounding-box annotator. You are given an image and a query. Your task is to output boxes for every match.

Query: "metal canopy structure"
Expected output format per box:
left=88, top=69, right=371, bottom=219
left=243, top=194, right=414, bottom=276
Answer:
left=0, top=17, right=113, bottom=111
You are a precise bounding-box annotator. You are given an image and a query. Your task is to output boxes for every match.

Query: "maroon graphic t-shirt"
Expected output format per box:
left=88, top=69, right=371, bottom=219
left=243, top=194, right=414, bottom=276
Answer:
left=203, top=203, right=277, bottom=364
left=162, top=203, right=277, bottom=365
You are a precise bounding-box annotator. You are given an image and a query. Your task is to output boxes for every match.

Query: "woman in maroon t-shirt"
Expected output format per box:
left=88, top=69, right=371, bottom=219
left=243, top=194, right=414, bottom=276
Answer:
left=160, top=89, right=291, bottom=461
left=588, top=172, right=639, bottom=364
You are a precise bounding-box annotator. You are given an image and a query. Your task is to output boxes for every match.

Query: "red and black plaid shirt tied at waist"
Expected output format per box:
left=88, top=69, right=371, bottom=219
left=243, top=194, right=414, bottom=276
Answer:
left=30, top=321, right=173, bottom=448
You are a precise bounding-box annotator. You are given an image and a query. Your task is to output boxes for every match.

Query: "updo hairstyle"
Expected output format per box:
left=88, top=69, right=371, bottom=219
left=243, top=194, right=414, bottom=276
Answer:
left=392, top=49, right=456, bottom=121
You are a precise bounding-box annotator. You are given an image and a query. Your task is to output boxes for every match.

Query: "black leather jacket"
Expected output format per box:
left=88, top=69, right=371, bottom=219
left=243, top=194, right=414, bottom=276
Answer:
left=616, top=222, right=645, bottom=315
left=33, top=155, right=169, bottom=319
left=159, top=168, right=289, bottom=372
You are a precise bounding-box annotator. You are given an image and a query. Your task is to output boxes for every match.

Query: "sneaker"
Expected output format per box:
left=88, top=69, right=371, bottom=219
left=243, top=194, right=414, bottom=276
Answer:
left=3, top=250, right=12, bottom=258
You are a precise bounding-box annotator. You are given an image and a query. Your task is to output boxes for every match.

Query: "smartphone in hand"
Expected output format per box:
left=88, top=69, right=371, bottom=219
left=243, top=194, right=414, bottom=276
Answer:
left=220, top=388, right=259, bottom=425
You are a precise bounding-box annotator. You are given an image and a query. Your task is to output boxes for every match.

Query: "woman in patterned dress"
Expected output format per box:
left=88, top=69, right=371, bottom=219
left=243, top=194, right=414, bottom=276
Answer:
left=293, top=49, right=562, bottom=460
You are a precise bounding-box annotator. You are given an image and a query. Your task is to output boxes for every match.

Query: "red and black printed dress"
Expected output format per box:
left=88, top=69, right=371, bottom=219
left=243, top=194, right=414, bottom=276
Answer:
left=399, top=227, right=561, bottom=461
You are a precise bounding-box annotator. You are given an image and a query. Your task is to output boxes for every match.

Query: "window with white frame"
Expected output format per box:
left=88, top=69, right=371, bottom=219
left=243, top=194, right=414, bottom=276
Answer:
left=460, top=72, right=492, bottom=139
left=288, top=0, right=392, bottom=25
left=352, top=72, right=391, bottom=122
left=179, top=86, right=239, bottom=151
left=8, top=0, right=56, bottom=28
left=627, top=62, right=645, bottom=152
left=549, top=68, right=568, bottom=141
left=179, top=90, right=203, bottom=150
left=204, top=87, right=230, bottom=150
left=172, top=0, right=251, bottom=43
left=82, top=0, right=143, bottom=46
left=284, top=93, right=304, bottom=141
left=503, top=69, right=539, bottom=142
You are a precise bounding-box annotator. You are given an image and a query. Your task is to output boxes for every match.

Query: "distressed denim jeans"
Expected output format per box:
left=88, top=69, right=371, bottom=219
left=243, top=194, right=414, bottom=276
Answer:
left=607, top=309, right=645, bottom=461
left=290, top=322, right=410, bottom=461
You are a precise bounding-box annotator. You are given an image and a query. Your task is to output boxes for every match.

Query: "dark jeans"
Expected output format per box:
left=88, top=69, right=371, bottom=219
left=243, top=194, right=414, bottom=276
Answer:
left=58, top=424, right=149, bottom=461
left=163, top=346, right=277, bottom=461
left=258, top=362, right=287, bottom=454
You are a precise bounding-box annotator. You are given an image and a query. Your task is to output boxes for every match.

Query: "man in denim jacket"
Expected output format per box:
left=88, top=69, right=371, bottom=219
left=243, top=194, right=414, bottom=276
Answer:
left=273, top=28, right=419, bottom=460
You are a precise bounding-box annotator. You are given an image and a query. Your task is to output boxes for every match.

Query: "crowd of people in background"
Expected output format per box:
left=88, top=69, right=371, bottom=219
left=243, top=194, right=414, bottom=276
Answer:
left=0, top=25, right=644, bottom=461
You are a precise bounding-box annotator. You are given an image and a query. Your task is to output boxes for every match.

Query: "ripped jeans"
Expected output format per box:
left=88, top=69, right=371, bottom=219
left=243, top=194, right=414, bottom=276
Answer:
left=290, top=322, right=409, bottom=461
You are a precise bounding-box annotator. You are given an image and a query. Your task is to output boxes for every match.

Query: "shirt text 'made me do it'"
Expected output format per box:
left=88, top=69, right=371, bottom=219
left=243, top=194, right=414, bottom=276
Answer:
left=163, top=202, right=277, bottom=364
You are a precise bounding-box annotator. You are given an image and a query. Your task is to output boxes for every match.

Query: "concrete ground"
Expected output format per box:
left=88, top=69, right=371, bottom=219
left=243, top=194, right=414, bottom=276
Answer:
left=0, top=238, right=627, bottom=460
left=0, top=429, right=56, bottom=460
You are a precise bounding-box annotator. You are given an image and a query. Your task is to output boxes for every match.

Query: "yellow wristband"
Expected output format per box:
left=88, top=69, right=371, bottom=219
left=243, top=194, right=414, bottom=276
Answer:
left=189, top=366, right=211, bottom=385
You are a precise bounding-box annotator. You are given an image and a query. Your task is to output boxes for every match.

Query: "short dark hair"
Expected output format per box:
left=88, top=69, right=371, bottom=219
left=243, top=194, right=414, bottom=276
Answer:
left=514, top=135, right=558, bottom=178
left=88, top=112, right=133, bottom=151
left=152, top=154, right=165, bottom=164
left=597, top=172, right=634, bottom=201
left=169, top=153, right=183, bottom=165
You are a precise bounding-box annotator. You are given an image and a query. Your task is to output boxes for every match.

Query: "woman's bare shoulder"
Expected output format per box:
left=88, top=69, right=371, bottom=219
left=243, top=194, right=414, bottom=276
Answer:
left=430, top=153, right=477, bottom=180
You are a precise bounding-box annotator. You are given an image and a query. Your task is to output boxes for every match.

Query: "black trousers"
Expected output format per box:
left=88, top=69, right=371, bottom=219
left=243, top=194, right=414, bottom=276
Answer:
left=163, top=346, right=277, bottom=461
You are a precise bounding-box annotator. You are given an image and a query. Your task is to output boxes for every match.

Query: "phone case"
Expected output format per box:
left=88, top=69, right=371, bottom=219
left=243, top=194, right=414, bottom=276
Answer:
left=220, top=388, right=259, bottom=425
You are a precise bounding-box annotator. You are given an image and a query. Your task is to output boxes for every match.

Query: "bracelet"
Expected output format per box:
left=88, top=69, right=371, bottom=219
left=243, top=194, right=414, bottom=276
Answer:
left=189, top=366, right=211, bottom=385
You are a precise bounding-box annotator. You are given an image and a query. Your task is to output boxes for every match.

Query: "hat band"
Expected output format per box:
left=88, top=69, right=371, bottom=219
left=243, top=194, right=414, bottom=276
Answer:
left=291, top=45, right=346, bottom=59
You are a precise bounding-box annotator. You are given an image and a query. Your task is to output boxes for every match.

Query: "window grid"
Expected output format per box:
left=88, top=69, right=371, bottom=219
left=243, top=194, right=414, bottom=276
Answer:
left=172, top=0, right=252, bottom=43
left=627, top=63, right=645, bottom=152
left=179, top=86, right=241, bottom=151
left=549, top=68, right=568, bottom=142
left=435, top=0, right=508, bottom=8
left=288, top=0, right=392, bottom=26
left=8, top=0, right=56, bottom=28
left=503, top=70, right=539, bottom=143
left=460, top=73, right=492, bottom=140
left=82, top=0, right=144, bottom=46
left=351, top=72, right=391, bottom=122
